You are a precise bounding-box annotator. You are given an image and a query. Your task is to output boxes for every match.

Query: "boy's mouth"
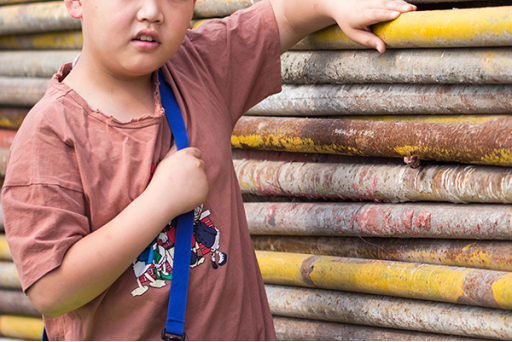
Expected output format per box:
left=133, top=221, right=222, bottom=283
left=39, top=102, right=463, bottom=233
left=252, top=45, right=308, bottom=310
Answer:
left=134, top=35, right=155, bottom=42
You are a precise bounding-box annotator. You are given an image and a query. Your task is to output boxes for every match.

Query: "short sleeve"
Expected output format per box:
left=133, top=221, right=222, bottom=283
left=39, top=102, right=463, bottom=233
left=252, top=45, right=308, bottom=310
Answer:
left=2, top=100, right=89, bottom=291
left=179, top=0, right=282, bottom=126
left=2, top=185, right=89, bottom=291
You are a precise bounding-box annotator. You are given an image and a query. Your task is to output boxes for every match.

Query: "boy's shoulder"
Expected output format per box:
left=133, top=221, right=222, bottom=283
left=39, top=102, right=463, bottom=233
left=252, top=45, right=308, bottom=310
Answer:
left=19, top=63, right=90, bottom=143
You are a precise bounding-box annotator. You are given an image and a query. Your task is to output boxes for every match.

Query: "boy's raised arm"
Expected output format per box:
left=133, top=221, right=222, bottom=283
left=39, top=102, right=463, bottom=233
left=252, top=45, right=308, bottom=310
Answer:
left=270, top=0, right=416, bottom=54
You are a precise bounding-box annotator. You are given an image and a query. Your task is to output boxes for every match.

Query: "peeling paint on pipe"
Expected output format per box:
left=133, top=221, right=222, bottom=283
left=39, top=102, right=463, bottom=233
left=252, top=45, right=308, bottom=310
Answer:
left=246, top=84, right=512, bottom=115
left=0, top=107, right=28, bottom=129
left=0, top=315, right=43, bottom=340
left=0, top=262, right=21, bottom=290
left=0, top=1, right=80, bottom=35
left=234, top=159, right=512, bottom=203
left=0, top=235, right=11, bottom=261
left=0, top=51, right=78, bottom=77
left=0, top=77, right=49, bottom=106
left=252, top=236, right=512, bottom=272
left=233, top=115, right=512, bottom=166
left=294, top=7, right=512, bottom=50
left=272, top=316, right=479, bottom=341
left=281, top=49, right=512, bottom=85
left=0, top=30, right=82, bottom=50
left=266, top=285, right=512, bottom=340
left=0, top=290, right=39, bottom=317
left=244, top=202, right=512, bottom=239
left=257, top=251, right=512, bottom=310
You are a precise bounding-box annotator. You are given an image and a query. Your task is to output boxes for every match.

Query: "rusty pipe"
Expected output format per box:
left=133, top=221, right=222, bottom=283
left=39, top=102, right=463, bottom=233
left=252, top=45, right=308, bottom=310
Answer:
left=0, top=51, right=78, bottom=77
left=231, top=149, right=403, bottom=165
left=0, top=2, right=80, bottom=35
left=246, top=84, right=512, bottom=115
left=0, top=262, right=20, bottom=290
left=0, top=30, right=82, bottom=50
left=0, top=235, right=11, bottom=261
left=0, top=108, right=29, bottom=129
left=0, top=48, right=509, bottom=83
left=281, top=49, right=512, bottom=85
left=257, top=251, right=512, bottom=310
left=234, top=159, right=512, bottom=203
left=0, top=290, right=39, bottom=317
left=252, top=236, right=512, bottom=272
left=0, top=314, right=43, bottom=340
left=233, top=115, right=512, bottom=166
left=0, top=77, right=49, bottom=106
left=244, top=202, right=512, bottom=240
left=272, top=316, right=480, bottom=341
left=266, top=285, right=512, bottom=340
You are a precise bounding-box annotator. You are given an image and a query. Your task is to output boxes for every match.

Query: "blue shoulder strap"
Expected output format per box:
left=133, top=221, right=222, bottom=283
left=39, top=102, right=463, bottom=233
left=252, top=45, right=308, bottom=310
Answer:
left=42, top=71, right=193, bottom=342
left=158, top=70, right=195, bottom=341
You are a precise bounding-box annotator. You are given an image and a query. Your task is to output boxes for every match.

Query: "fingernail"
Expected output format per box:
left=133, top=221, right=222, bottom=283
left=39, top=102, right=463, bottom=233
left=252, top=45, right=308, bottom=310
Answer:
left=391, top=11, right=400, bottom=16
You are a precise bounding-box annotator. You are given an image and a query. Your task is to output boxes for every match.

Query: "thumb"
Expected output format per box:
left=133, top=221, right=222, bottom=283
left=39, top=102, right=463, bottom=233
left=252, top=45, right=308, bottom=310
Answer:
left=343, top=27, right=387, bottom=53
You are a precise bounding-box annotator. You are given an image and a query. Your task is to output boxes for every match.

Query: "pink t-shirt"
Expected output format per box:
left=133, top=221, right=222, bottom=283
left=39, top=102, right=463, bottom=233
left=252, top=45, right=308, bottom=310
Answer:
left=2, top=1, right=281, bottom=340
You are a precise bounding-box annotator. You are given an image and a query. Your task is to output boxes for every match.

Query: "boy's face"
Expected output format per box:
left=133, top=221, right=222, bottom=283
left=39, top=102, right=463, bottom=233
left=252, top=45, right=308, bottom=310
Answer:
left=65, top=0, right=196, bottom=78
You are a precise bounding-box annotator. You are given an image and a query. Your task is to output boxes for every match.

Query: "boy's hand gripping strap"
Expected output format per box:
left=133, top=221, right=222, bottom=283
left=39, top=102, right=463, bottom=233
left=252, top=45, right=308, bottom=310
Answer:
left=158, top=70, right=194, bottom=341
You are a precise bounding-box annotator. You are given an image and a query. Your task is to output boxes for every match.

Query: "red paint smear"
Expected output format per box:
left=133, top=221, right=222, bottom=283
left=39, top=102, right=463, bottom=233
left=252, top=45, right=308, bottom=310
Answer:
left=415, top=212, right=431, bottom=230
left=401, top=211, right=414, bottom=230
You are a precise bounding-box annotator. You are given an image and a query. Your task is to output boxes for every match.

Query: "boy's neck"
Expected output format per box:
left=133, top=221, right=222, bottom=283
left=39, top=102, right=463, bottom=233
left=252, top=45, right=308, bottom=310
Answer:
left=63, top=53, right=157, bottom=123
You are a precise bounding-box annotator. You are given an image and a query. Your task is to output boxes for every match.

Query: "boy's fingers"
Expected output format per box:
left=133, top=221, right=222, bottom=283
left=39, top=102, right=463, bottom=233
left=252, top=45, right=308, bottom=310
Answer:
left=344, top=27, right=386, bottom=53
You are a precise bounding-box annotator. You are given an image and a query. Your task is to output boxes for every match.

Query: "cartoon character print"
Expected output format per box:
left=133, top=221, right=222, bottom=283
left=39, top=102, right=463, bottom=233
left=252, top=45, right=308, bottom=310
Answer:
left=131, top=205, right=227, bottom=297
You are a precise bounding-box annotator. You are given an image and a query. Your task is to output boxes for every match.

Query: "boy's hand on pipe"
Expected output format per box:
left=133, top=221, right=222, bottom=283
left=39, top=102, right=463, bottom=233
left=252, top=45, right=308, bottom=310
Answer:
left=147, top=147, right=209, bottom=221
left=271, top=0, right=416, bottom=53
left=329, top=0, right=416, bottom=52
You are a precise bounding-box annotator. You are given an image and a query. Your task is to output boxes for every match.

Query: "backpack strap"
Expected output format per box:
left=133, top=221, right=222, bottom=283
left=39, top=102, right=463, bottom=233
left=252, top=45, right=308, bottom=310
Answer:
left=158, top=70, right=194, bottom=341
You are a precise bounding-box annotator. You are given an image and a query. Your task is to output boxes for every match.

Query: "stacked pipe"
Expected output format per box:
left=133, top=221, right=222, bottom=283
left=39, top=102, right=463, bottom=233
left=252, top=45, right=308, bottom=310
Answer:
left=0, top=0, right=512, bottom=340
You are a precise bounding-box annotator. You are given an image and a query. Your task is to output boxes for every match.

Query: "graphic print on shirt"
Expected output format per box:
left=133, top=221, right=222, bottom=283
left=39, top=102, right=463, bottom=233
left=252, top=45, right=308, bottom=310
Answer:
left=131, top=205, right=228, bottom=297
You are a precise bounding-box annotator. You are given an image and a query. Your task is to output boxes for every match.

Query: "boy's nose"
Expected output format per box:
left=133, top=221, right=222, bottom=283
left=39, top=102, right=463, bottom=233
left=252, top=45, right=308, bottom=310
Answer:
left=137, top=0, right=164, bottom=23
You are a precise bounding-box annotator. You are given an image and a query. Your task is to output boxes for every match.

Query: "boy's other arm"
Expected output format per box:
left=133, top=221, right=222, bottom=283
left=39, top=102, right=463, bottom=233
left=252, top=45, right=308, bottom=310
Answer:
left=25, top=147, right=209, bottom=318
left=270, top=0, right=416, bottom=54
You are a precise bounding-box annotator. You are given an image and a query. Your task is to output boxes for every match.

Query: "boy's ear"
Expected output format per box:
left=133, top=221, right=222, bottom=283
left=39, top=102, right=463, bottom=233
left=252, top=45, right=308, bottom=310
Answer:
left=64, top=0, right=83, bottom=19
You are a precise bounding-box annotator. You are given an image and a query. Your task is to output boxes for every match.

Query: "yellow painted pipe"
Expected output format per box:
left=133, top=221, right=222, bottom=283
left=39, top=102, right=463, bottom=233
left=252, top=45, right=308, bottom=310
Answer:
left=297, top=6, right=512, bottom=49
left=256, top=251, right=512, bottom=310
left=0, top=235, right=11, bottom=261
left=0, top=30, right=82, bottom=50
left=6, top=6, right=511, bottom=50
left=0, top=315, right=43, bottom=340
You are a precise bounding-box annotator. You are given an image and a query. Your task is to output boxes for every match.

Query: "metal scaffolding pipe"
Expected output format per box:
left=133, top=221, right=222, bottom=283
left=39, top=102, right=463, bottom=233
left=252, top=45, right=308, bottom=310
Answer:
left=0, top=235, right=11, bottom=261
left=0, top=290, right=39, bottom=317
left=1, top=48, right=509, bottom=82
left=246, top=84, right=512, bottom=115
left=234, top=159, right=512, bottom=203
left=257, top=251, right=512, bottom=310
left=294, top=7, right=512, bottom=50
left=0, top=51, right=78, bottom=77
left=272, top=316, right=479, bottom=341
left=0, top=30, right=82, bottom=50
left=252, top=236, right=512, bottom=272
left=194, top=0, right=261, bottom=17
left=244, top=202, right=512, bottom=240
left=231, top=149, right=403, bottom=166
left=0, top=107, right=28, bottom=129
left=281, top=49, right=512, bottom=85
left=266, top=285, right=512, bottom=340
left=233, top=115, right=512, bottom=166
left=0, top=1, right=80, bottom=35
left=0, top=77, right=49, bottom=106
left=0, top=262, right=20, bottom=290
left=0, top=315, right=43, bottom=340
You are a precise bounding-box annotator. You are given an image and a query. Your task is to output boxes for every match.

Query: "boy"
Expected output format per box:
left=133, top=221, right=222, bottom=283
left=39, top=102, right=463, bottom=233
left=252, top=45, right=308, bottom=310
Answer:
left=2, top=0, right=415, bottom=340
